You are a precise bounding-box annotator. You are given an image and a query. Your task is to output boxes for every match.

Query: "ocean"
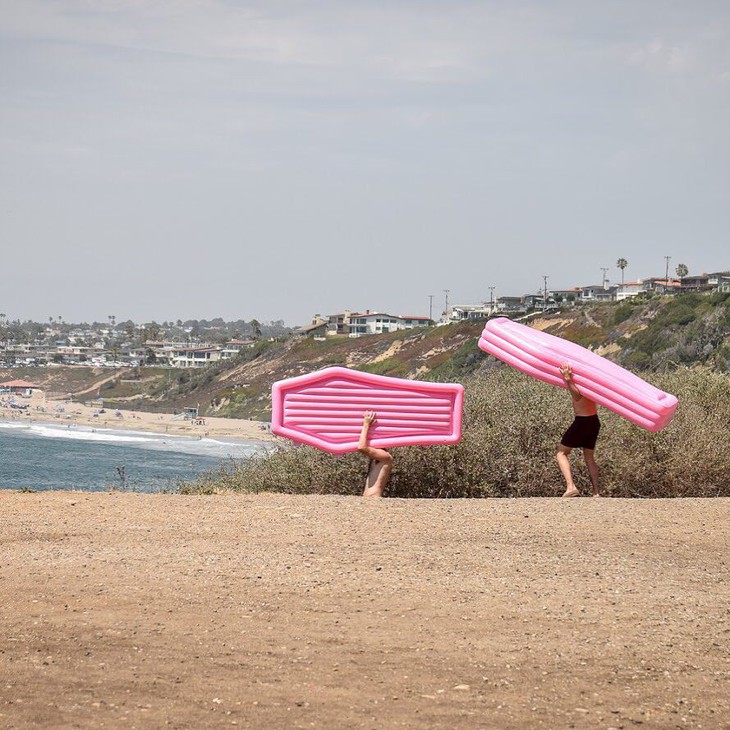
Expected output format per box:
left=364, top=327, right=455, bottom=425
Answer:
left=0, top=420, right=265, bottom=492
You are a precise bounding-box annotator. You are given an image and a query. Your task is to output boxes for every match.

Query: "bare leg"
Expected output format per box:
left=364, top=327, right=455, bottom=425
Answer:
left=556, top=445, right=579, bottom=497
left=583, top=449, right=600, bottom=496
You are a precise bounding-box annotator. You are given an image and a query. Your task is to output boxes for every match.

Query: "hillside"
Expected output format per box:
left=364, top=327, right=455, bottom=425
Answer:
left=3, top=294, right=727, bottom=420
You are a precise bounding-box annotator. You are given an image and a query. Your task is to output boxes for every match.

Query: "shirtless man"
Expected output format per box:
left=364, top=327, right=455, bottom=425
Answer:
left=556, top=363, right=601, bottom=497
left=358, top=411, right=393, bottom=498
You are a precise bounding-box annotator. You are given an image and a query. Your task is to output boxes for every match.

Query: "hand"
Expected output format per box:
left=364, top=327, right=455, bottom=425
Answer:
left=363, top=411, right=376, bottom=426
left=559, top=363, right=573, bottom=382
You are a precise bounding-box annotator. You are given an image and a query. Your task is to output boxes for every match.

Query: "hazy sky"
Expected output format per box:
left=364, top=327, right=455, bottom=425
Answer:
left=2, top=1, right=728, bottom=325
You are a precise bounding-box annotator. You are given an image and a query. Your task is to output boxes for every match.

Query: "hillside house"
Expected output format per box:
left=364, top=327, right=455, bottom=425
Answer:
left=495, top=296, right=526, bottom=314
left=221, top=340, right=255, bottom=358
left=348, top=312, right=431, bottom=336
left=293, top=321, right=329, bottom=338
left=580, top=285, right=616, bottom=302
left=448, top=305, right=492, bottom=321
left=708, top=271, right=730, bottom=291
left=550, top=288, right=582, bottom=302
left=615, top=281, right=644, bottom=301
left=170, top=347, right=224, bottom=368
left=642, top=278, right=681, bottom=295
left=326, top=311, right=353, bottom=336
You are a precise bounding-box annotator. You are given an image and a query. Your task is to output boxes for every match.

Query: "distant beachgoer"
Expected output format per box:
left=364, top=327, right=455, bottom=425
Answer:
left=358, top=411, right=393, bottom=498
left=556, top=363, right=601, bottom=497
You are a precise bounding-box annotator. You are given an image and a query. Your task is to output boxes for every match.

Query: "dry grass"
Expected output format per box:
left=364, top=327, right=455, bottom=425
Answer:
left=183, top=367, right=730, bottom=498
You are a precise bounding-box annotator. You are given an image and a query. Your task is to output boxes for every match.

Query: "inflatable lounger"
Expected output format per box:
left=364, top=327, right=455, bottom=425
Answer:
left=271, top=366, right=464, bottom=454
left=478, top=317, right=678, bottom=432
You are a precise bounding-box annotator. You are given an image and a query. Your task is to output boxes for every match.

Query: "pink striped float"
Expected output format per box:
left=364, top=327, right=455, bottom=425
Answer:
left=271, top=367, right=464, bottom=454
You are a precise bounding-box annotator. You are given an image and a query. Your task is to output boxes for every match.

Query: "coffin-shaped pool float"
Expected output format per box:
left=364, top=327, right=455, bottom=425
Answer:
left=271, top=366, right=464, bottom=454
left=478, top=317, right=678, bottom=432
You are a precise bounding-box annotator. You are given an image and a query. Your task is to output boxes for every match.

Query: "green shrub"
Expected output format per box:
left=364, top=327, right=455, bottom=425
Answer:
left=356, top=358, right=409, bottom=377
left=613, top=302, right=634, bottom=325
left=181, top=367, right=730, bottom=498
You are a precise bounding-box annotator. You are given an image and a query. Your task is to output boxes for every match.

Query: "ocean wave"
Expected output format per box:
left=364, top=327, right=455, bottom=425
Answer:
left=29, top=425, right=159, bottom=444
left=0, top=419, right=263, bottom=458
left=0, top=421, right=30, bottom=431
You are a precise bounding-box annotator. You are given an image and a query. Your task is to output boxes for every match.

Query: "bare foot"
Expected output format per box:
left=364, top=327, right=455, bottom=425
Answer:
left=592, top=493, right=602, bottom=498
left=562, top=487, right=580, bottom=498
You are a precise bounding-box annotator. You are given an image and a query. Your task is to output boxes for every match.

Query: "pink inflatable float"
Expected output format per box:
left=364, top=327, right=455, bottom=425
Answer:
left=478, top=317, right=678, bottom=432
left=271, top=366, right=464, bottom=454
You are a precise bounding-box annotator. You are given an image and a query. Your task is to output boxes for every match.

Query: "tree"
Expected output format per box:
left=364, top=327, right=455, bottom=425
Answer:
left=675, top=263, right=689, bottom=290
left=616, top=258, right=628, bottom=285
left=250, top=319, right=262, bottom=339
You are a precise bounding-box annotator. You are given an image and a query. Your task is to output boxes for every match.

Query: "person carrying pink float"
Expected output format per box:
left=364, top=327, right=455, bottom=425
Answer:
left=556, top=363, right=601, bottom=498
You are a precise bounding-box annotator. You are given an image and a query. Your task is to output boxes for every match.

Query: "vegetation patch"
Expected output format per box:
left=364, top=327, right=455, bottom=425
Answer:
left=182, top=367, right=730, bottom=499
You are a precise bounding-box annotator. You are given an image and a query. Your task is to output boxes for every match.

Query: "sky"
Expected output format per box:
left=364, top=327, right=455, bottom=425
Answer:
left=1, top=0, right=729, bottom=326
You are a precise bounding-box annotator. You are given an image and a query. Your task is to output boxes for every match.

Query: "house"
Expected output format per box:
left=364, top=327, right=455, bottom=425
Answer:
left=615, top=281, right=644, bottom=301
left=708, top=271, right=730, bottom=291
left=348, top=311, right=432, bottom=337
left=293, top=321, right=329, bottom=338
left=0, top=379, right=40, bottom=395
left=399, top=315, right=432, bottom=328
left=641, top=278, right=681, bottom=295
left=221, top=340, right=255, bottom=359
left=326, top=311, right=353, bottom=336
left=679, top=274, right=710, bottom=292
left=550, top=288, right=582, bottom=303
left=523, top=293, right=549, bottom=309
left=495, top=296, right=526, bottom=314
left=170, top=347, right=224, bottom=368
left=580, top=285, right=616, bottom=302
left=448, top=304, right=491, bottom=322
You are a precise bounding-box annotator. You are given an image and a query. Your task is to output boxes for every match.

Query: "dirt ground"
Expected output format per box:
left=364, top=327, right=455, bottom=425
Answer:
left=0, top=493, right=727, bottom=730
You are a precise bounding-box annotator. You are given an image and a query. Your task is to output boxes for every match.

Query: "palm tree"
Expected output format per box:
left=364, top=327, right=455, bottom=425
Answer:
left=616, top=258, right=628, bottom=285
left=675, top=263, right=689, bottom=291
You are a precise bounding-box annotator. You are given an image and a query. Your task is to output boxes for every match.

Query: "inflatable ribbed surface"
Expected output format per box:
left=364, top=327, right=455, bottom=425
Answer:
left=479, top=317, right=678, bottom=431
left=271, top=367, right=463, bottom=454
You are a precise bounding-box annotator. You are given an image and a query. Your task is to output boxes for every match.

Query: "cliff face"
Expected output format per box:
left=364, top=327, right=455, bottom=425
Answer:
left=4, top=295, right=727, bottom=419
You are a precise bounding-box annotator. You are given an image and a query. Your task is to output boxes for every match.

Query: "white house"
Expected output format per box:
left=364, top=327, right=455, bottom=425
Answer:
left=447, top=304, right=492, bottom=322
left=221, top=340, right=255, bottom=359
left=348, top=312, right=431, bottom=336
left=170, top=347, right=224, bottom=368
left=615, top=281, right=644, bottom=301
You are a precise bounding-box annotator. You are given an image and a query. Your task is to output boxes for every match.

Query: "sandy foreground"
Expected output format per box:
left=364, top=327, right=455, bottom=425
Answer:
left=1, top=391, right=274, bottom=443
left=0, top=494, right=727, bottom=729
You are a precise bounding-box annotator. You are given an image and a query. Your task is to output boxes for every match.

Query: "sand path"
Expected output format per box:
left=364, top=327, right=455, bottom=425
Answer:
left=0, top=493, right=727, bottom=729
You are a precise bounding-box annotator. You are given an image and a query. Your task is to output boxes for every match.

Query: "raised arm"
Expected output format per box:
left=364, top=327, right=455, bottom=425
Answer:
left=559, top=363, right=583, bottom=402
left=358, top=411, right=391, bottom=461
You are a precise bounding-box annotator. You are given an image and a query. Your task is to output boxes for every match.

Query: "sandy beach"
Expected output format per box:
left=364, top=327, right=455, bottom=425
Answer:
left=0, top=493, right=727, bottom=729
left=0, top=391, right=275, bottom=443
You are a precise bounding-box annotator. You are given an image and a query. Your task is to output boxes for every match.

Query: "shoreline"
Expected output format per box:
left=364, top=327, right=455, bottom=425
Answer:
left=1, top=391, right=275, bottom=443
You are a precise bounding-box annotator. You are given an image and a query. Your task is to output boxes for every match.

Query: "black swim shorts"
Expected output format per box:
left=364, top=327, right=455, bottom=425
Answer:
left=560, top=414, right=601, bottom=450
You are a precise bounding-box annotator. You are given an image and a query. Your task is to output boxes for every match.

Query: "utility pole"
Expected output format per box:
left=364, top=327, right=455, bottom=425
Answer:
left=443, top=289, right=450, bottom=318
left=489, top=286, right=495, bottom=314
left=542, top=276, right=548, bottom=312
left=600, top=267, right=609, bottom=289
left=428, top=294, right=434, bottom=322
left=664, top=256, right=671, bottom=285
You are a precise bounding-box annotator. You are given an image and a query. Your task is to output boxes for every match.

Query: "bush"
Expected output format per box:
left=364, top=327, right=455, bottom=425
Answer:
left=181, top=367, right=730, bottom=498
